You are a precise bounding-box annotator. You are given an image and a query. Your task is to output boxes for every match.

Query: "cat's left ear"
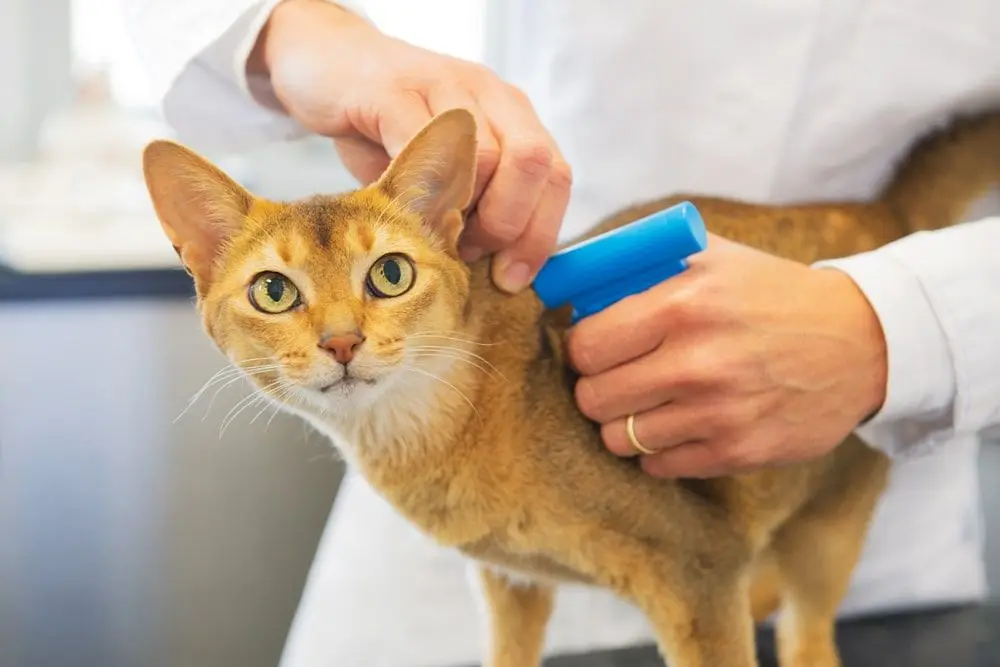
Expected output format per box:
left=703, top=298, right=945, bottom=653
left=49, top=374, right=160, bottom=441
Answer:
left=376, top=108, right=478, bottom=253
left=142, top=140, right=254, bottom=291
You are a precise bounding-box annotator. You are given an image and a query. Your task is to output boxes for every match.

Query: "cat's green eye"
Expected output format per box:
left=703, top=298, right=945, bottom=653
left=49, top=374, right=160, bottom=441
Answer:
left=366, top=253, right=416, bottom=298
left=248, top=272, right=301, bottom=314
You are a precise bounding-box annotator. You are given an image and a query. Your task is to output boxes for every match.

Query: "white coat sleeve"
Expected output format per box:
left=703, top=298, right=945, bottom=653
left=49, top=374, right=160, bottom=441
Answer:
left=121, top=0, right=369, bottom=153
left=816, top=217, right=1000, bottom=458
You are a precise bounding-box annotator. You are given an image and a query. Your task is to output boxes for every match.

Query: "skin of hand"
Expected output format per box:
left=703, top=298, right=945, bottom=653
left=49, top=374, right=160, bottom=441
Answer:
left=248, top=0, right=573, bottom=293
left=566, top=234, right=889, bottom=479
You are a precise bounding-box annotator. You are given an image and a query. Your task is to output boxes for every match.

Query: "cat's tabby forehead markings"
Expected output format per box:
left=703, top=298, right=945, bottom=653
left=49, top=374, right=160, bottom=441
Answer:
left=267, top=194, right=392, bottom=259
left=288, top=197, right=363, bottom=250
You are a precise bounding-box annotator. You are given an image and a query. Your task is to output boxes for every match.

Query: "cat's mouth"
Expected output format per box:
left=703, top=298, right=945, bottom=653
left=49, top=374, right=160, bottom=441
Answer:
left=319, top=375, right=377, bottom=393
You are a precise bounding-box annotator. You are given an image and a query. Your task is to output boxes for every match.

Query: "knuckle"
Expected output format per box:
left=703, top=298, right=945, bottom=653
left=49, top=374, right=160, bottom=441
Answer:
left=566, top=330, right=597, bottom=375
left=385, top=72, right=425, bottom=95
left=462, top=61, right=498, bottom=87
left=476, top=147, right=502, bottom=177
left=664, top=283, right=703, bottom=325
left=670, top=356, right=708, bottom=390
left=692, top=351, right=727, bottom=386
left=478, top=211, right=524, bottom=244
left=548, top=159, right=574, bottom=191
left=510, top=142, right=554, bottom=179
left=574, top=379, right=604, bottom=420
left=720, top=441, right=758, bottom=470
left=505, top=82, right=533, bottom=106
left=601, top=422, right=632, bottom=456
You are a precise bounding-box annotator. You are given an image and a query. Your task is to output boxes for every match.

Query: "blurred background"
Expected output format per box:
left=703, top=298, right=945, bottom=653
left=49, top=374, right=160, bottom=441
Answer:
left=0, top=1, right=492, bottom=666
left=0, top=2, right=998, bottom=667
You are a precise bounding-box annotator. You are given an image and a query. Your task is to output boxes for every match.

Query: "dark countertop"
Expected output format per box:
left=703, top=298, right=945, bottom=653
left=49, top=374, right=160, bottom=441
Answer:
left=0, top=264, right=194, bottom=302
left=534, top=603, right=1000, bottom=667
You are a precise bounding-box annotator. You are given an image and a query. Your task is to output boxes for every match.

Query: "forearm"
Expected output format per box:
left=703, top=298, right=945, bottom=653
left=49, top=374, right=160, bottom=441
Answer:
left=245, top=0, right=375, bottom=113
left=122, top=0, right=368, bottom=151
left=818, top=217, right=1000, bottom=456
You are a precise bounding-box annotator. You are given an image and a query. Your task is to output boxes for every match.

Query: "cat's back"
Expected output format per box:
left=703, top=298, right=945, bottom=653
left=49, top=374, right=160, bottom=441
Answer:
left=575, top=194, right=902, bottom=263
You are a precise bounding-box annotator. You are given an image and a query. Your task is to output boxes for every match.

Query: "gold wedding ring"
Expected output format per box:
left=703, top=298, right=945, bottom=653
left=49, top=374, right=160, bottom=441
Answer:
left=626, top=414, right=655, bottom=455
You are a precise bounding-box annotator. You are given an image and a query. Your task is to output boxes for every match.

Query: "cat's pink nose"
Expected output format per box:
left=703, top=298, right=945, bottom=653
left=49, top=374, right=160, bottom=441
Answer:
left=319, top=332, right=365, bottom=365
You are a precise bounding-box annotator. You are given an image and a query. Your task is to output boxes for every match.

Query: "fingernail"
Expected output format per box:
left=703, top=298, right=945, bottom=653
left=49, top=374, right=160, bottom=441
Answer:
left=499, top=261, right=532, bottom=292
left=460, top=245, right=483, bottom=262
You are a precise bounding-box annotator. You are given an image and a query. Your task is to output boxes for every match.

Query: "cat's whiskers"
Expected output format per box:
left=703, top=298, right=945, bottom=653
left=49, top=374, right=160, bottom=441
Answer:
left=400, top=363, right=481, bottom=422
left=200, top=364, right=286, bottom=421
left=218, top=377, right=288, bottom=439
left=408, top=331, right=502, bottom=347
left=176, top=367, right=241, bottom=422
left=177, top=358, right=271, bottom=418
left=249, top=379, right=298, bottom=426
left=175, top=359, right=283, bottom=423
left=264, top=396, right=292, bottom=430
left=219, top=390, right=268, bottom=439
left=407, top=345, right=508, bottom=383
left=304, top=353, right=478, bottom=454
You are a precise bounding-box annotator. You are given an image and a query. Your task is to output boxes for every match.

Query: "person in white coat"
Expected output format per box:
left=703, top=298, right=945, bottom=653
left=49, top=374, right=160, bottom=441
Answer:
left=125, top=1, right=1000, bottom=665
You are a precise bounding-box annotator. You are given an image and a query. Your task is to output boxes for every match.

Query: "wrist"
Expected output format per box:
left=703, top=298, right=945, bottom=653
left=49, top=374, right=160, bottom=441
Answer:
left=247, top=0, right=374, bottom=79
left=815, top=267, right=889, bottom=421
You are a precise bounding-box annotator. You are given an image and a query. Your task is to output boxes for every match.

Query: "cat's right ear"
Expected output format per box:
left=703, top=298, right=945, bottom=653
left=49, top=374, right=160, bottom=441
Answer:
left=142, top=140, right=253, bottom=289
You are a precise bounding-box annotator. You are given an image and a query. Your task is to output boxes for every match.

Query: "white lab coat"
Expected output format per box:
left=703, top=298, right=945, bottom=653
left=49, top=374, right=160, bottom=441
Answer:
left=125, top=1, right=1000, bottom=665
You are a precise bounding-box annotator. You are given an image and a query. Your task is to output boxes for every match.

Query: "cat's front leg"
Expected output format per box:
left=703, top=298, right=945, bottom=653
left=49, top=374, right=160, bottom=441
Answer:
left=476, top=565, right=555, bottom=667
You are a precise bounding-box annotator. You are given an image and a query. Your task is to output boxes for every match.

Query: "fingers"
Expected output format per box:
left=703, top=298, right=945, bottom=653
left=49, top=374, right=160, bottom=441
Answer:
left=347, top=62, right=572, bottom=293
left=333, top=135, right=391, bottom=184
left=598, top=402, right=774, bottom=479
left=574, top=348, right=675, bottom=424
left=640, top=438, right=774, bottom=479
left=566, top=287, right=668, bottom=376
left=375, top=90, right=433, bottom=159
left=599, top=401, right=711, bottom=458
left=640, top=442, right=732, bottom=479
left=461, top=128, right=552, bottom=259
left=425, top=85, right=501, bottom=207
left=462, top=84, right=572, bottom=291
left=491, top=152, right=573, bottom=292
left=336, top=90, right=431, bottom=186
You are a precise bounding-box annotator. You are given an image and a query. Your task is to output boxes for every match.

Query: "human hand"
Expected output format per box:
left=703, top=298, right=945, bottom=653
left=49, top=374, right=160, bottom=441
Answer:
left=567, top=234, right=888, bottom=478
left=248, top=0, right=572, bottom=292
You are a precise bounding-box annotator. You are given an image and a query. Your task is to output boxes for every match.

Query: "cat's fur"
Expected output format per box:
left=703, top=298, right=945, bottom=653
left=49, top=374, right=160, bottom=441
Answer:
left=142, top=108, right=1000, bottom=667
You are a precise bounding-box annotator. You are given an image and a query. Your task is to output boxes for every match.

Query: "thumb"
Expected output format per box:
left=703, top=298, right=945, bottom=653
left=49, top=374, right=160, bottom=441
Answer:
left=333, top=93, right=432, bottom=185
left=372, top=92, right=433, bottom=159
left=333, top=137, right=389, bottom=185
left=333, top=136, right=391, bottom=185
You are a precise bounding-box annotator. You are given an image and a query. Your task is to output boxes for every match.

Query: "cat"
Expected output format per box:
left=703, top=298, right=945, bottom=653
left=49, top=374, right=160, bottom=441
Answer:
left=141, top=107, right=1000, bottom=667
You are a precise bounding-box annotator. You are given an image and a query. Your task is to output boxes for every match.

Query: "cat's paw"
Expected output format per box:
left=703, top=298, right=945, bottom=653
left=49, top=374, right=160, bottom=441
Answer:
left=778, top=643, right=841, bottom=667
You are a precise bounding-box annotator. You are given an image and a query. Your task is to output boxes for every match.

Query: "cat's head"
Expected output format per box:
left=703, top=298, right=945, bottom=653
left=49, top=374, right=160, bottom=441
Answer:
left=142, top=109, right=479, bottom=420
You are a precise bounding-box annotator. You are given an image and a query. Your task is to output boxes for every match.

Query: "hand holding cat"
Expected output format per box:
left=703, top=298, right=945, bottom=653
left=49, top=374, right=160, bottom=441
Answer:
left=250, top=0, right=572, bottom=293
left=568, top=235, right=889, bottom=478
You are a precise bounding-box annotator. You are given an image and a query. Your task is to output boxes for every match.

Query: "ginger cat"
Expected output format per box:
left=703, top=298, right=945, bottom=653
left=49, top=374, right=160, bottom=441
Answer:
left=141, top=108, right=1000, bottom=667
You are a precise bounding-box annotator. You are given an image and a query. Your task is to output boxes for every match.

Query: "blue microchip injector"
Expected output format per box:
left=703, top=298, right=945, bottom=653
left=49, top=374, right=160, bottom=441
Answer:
left=532, top=201, right=708, bottom=322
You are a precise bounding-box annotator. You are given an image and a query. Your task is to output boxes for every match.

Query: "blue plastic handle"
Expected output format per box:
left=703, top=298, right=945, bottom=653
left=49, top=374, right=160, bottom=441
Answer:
left=532, top=201, right=708, bottom=322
